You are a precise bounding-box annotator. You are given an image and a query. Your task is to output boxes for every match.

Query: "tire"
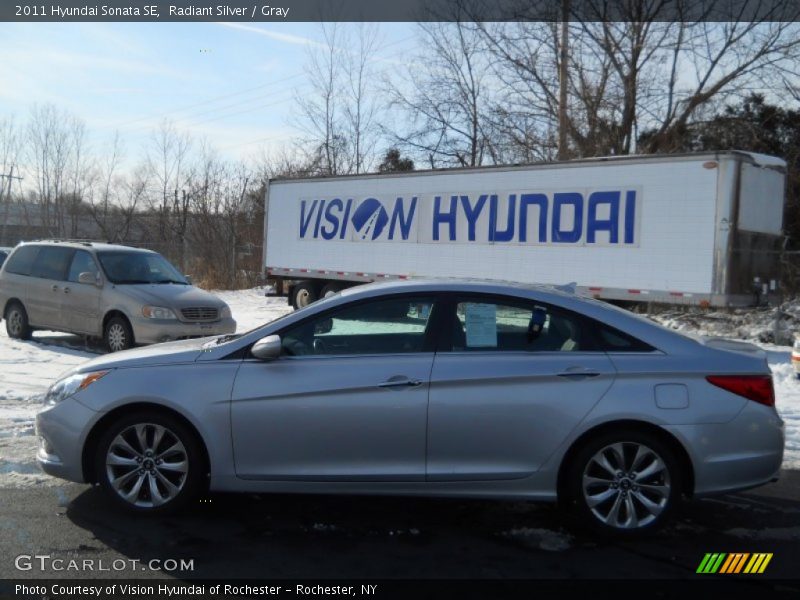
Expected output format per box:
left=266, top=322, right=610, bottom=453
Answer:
left=291, top=281, right=318, bottom=310
left=563, top=429, right=682, bottom=536
left=5, top=302, right=32, bottom=340
left=320, top=282, right=344, bottom=299
left=94, top=411, right=206, bottom=514
left=104, top=315, right=134, bottom=352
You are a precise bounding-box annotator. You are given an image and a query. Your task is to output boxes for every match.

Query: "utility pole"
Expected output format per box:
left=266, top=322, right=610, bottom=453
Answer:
left=557, top=0, right=570, bottom=161
left=0, top=165, right=23, bottom=245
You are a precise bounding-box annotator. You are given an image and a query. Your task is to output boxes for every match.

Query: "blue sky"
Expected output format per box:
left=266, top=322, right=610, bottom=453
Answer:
left=0, top=21, right=416, bottom=163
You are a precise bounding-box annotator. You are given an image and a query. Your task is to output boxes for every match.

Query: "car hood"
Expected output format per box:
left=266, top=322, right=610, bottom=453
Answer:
left=75, top=337, right=214, bottom=372
left=113, top=283, right=227, bottom=308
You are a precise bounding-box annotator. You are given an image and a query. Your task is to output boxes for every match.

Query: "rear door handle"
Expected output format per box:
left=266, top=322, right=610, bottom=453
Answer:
left=51, top=284, right=59, bottom=292
left=378, top=378, right=423, bottom=388
left=557, top=368, right=601, bottom=379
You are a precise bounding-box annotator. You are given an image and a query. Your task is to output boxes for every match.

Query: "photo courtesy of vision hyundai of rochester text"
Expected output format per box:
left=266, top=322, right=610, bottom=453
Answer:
left=31, top=279, right=783, bottom=535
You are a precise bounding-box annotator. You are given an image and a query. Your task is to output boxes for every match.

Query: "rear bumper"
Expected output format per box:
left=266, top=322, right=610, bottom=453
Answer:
left=666, top=401, right=784, bottom=497
left=131, top=316, right=237, bottom=345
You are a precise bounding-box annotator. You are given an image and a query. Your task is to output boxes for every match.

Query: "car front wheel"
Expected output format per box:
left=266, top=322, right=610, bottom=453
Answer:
left=104, top=315, right=133, bottom=352
left=565, top=430, right=681, bottom=535
left=95, top=412, right=205, bottom=513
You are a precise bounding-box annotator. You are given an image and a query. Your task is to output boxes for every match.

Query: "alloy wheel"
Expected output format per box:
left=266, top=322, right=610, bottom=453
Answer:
left=581, top=442, right=671, bottom=529
left=107, top=323, right=127, bottom=352
left=105, top=423, right=189, bottom=508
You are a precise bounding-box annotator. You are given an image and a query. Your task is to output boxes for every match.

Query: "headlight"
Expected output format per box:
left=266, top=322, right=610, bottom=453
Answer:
left=45, top=371, right=109, bottom=406
left=142, top=306, right=177, bottom=320
left=220, top=305, right=231, bottom=319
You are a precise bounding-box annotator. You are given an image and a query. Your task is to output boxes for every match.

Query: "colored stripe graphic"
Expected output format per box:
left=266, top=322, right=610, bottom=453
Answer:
left=698, top=553, right=773, bottom=574
left=744, top=553, right=773, bottom=574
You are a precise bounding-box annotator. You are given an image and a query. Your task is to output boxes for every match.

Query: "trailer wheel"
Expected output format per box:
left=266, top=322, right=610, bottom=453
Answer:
left=291, top=281, right=318, bottom=310
left=320, top=282, right=344, bottom=299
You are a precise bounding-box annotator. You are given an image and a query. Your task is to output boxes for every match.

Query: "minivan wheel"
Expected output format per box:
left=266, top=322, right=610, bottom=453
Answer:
left=95, top=412, right=204, bottom=514
left=104, top=315, right=133, bottom=352
left=5, top=302, right=32, bottom=340
left=565, top=430, right=681, bottom=536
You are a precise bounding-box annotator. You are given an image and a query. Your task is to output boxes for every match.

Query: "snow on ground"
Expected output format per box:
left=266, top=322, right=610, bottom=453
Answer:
left=0, top=288, right=798, bottom=490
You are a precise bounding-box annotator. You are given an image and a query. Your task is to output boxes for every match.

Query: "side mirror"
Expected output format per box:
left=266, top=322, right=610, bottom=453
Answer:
left=78, top=272, right=102, bottom=287
left=251, top=334, right=282, bottom=361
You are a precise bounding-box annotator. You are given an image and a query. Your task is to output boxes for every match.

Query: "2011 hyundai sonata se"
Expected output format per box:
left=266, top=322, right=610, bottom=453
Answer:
left=36, top=280, right=784, bottom=534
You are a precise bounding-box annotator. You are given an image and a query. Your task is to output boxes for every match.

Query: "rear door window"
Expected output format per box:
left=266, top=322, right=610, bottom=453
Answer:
left=448, top=296, right=592, bottom=352
left=31, top=247, right=75, bottom=281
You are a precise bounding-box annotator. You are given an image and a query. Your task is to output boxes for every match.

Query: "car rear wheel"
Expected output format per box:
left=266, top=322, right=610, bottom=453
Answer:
left=104, top=315, right=133, bottom=352
left=565, top=430, right=681, bottom=535
left=95, top=412, right=205, bottom=514
left=5, top=302, right=32, bottom=340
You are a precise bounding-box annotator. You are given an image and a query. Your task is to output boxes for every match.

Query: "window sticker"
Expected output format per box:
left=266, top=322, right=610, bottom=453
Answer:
left=465, top=303, right=497, bottom=347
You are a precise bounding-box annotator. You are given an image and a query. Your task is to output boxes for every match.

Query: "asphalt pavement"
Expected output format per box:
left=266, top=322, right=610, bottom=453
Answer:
left=0, top=471, right=798, bottom=582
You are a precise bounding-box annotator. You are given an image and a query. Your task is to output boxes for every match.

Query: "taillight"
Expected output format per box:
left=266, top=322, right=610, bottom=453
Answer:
left=706, top=375, right=775, bottom=407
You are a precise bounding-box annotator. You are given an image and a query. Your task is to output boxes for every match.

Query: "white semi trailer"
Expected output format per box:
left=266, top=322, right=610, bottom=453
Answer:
left=263, top=151, right=786, bottom=309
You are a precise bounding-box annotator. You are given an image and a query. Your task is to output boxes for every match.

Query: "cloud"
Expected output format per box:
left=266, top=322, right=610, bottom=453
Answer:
left=216, top=22, right=321, bottom=47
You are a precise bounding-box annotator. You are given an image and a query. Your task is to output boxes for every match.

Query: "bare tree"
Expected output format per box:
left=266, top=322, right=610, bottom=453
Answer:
left=343, top=23, right=382, bottom=174
left=385, top=19, right=496, bottom=167
left=26, top=104, right=72, bottom=235
left=294, top=23, right=350, bottom=175
left=0, top=117, right=20, bottom=244
left=473, top=0, right=800, bottom=158
left=146, top=120, right=192, bottom=269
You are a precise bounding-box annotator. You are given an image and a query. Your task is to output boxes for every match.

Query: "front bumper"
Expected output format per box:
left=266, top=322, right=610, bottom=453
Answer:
left=131, top=316, right=237, bottom=345
left=36, top=397, right=101, bottom=484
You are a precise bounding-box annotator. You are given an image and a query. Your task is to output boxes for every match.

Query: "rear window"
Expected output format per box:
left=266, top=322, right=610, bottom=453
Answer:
left=594, top=324, right=655, bottom=352
left=3, top=246, right=40, bottom=276
left=31, top=247, right=75, bottom=280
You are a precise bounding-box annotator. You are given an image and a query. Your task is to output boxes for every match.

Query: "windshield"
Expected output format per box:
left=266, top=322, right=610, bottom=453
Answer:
left=96, top=251, right=188, bottom=285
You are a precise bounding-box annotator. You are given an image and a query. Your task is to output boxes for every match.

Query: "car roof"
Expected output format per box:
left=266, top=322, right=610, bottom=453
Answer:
left=15, top=240, right=154, bottom=253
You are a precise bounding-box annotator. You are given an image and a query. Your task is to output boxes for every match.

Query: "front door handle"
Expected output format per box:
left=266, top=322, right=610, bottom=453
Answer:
left=63, top=286, right=71, bottom=294
left=378, top=378, right=423, bottom=388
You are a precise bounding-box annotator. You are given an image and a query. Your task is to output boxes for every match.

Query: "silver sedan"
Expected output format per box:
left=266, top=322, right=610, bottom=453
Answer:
left=35, top=280, right=784, bottom=534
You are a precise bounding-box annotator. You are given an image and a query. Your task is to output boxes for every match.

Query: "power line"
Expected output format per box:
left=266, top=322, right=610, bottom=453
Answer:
left=109, top=72, right=306, bottom=131
left=108, top=33, right=416, bottom=133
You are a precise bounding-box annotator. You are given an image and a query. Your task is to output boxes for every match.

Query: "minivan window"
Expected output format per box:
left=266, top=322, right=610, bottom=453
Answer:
left=96, top=251, right=188, bottom=285
left=3, top=246, right=40, bottom=275
left=31, top=247, right=75, bottom=280
left=68, top=250, right=100, bottom=283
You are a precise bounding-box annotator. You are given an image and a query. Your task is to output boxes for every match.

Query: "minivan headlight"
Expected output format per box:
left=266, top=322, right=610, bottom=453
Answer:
left=220, top=305, right=231, bottom=319
left=142, top=306, right=177, bottom=320
left=45, top=371, right=109, bottom=406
